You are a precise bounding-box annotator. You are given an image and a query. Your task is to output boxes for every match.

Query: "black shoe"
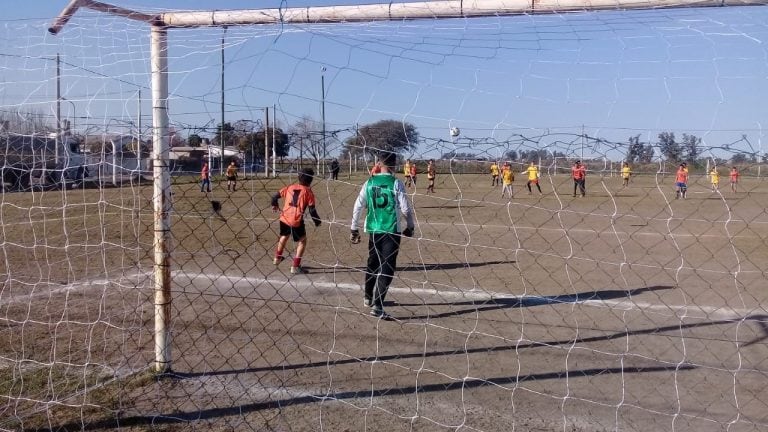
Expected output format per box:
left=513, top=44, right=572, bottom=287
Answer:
left=370, top=307, right=390, bottom=319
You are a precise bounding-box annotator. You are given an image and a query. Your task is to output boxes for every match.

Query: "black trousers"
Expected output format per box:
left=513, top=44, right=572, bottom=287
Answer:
left=364, top=233, right=401, bottom=308
left=573, top=179, right=586, bottom=196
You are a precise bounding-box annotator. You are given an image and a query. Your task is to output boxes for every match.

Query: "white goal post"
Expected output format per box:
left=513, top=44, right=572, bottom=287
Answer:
left=48, top=0, right=768, bottom=373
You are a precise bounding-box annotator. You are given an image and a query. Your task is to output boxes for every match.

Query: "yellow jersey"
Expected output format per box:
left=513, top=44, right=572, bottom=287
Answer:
left=621, top=166, right=631, bottom=179
left=502, top=170, right=514, bottom=185
left=404, top=163, right=411, bottom=177
left=525, top=166, right=539, bottom=181
left=490, top=164, right=499, bottom=176
left=710, top=170, right=720, bottom=184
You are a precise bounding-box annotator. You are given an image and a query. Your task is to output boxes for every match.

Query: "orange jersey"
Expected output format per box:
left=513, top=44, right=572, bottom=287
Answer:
left=277, top=184, right=316, bottom=227
left=572, top=165, right=585, bottom=180
left=675, top=168, right=688, bottom=183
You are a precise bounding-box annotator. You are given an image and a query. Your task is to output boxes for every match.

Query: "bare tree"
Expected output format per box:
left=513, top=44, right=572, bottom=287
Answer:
left=290, top=115, right=324, bottom=170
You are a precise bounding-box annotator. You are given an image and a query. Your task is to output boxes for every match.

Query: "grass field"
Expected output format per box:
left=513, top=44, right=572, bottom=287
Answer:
left=2, top=171, right=768, bottom=431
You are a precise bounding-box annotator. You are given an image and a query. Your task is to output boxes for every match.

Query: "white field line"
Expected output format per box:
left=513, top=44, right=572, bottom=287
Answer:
left=2, top=210, right=767, bottom=241
left=179, top=272, right=766, bottom=321
left=2, top=270, right=764, bottom=322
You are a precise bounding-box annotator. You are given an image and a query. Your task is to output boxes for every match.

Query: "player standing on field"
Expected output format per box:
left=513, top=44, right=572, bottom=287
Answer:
left=403, top=159, right=412, bottom=188
left=490, top=161, right=500, bottom=187
left=226, top=161, right=238, bottom=191
left=409, top=161, right=418, bottom=188
left=730, top=166, right=740, bottom=193
left=621, top=162, right=632, bottom=187
left=350, top=151, right=415, bottom=319
left=572, top=160, right=586, bottom=197
left=426, top=159, right=436, bottom=194
left=524, top=161, right=542, bottom=194
left=271, top=168, right=322, bottom=275
left=501, top=162, right=514, bottom=199
left=709, top=166, right=720, bottom=191
left=200, top=162, right=211, bottom=193
left=675, top=163, right=689, bottom=199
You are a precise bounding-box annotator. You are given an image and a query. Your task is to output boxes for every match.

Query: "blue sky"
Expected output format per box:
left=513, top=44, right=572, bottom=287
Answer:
left=1, top=1, right=766, bottom=160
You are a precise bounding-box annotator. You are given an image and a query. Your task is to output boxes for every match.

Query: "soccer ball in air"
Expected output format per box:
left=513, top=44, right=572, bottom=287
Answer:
left=449, top=127, right=460, bottom=137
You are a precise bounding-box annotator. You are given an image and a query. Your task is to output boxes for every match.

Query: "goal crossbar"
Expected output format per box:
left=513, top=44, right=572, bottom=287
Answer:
left=49, top=0, right=768, bottom=34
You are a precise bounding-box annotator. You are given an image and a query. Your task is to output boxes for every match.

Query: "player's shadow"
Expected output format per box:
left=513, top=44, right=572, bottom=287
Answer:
left=393, top=285, right=674, bottom=320
left=418, top=204, right=486, bottom=209
left=42, top=363, right=694, bottom=431
left=47, top=313, right=768, bottom=431
left=304, top=260, right=514, bottom=273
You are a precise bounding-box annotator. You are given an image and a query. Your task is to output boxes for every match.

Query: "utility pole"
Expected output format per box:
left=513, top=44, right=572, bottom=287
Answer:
left=220, top=27, right=226, bottom=175
left=321, top=66, right=326, bottom=176
left=56, top=53, right=61, bottom=164
left=264, top=106, right=269, bottom=177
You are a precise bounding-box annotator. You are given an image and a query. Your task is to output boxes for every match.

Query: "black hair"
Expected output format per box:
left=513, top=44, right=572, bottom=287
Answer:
left=298, top=167, right=315, bottom=186
left=378, top=151, right=397, bottom=168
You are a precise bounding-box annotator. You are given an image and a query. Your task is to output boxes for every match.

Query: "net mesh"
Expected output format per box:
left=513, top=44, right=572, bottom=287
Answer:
left=1, top=3, right=767, bottom=431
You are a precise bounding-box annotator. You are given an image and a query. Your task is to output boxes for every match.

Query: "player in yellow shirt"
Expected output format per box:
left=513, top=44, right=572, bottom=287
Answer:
left=709, top=166, right=720, bottom=191
left=426, top=159, right=436, bottom=194
left=501, top=164, right=514, bottom=199
left=489, top=161, right=500, bottom=187
left=523, top=161, right=542, bottom=194
left=619, top=162, right=631, bottom=187
left=403, top=159, right=412, bottom=188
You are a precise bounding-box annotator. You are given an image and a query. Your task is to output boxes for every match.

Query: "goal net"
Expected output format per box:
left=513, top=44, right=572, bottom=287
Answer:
left=2, top=2, right=767, bottom=431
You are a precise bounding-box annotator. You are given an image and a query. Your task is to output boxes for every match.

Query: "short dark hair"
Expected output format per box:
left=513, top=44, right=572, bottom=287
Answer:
left=298, top=167, right=314, bottom=186
left=378, top=151, right=397, bottom=168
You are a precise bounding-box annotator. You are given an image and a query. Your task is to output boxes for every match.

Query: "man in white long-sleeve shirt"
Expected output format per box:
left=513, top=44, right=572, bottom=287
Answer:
left=350, top=151, right=415, bottom=319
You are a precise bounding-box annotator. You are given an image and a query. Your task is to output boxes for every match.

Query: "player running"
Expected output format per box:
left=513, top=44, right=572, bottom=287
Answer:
left=271, top=168, right=322, bottom=275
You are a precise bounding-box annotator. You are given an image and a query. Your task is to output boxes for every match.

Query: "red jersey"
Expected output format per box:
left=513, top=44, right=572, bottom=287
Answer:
left=409, top=164, right=417, bottom=176
left=572, top=165, right=585, bottom=180
left=730, top=170, right=740, bottom=182
left=201, top=164, right=210, bottom=179
left=277, top=184, right=316, bottom=227
left=676, top=168, right=688, bottom=183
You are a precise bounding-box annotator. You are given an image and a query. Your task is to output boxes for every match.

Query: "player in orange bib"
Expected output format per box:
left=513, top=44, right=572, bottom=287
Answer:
left=729, top=166, right=740, bottom=193
left=271, top=168, right=322, bottom=274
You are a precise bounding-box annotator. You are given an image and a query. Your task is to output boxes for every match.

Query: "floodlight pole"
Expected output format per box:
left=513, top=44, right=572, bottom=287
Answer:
left=56, top=53, right=61, bottom=164
left=321, top=66, right=326, bottom=177
left=220, top=27, right=226, bottom=175
left=150, top=24, right=172, bottom=373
